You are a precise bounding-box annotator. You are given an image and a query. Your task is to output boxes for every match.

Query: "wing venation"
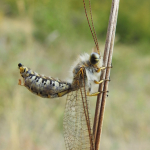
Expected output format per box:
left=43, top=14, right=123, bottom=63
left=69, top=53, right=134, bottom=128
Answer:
left=63, top=78, right=95, bottom=150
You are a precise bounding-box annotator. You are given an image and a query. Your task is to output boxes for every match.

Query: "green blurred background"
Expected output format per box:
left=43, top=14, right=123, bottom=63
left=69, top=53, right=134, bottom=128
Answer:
left=0, top=0, right=150, bottom=150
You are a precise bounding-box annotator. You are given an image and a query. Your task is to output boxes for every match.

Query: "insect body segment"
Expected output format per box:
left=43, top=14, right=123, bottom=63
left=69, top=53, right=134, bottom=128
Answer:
left=18, top=63, right=71, bottom=98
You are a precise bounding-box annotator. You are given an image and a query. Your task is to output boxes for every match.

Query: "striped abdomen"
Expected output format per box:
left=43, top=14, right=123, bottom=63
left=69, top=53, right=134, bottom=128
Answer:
left=18, top=63, right=71, bottom=98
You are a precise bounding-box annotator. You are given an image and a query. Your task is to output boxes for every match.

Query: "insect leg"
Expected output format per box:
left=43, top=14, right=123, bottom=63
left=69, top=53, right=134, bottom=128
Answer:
left=87, top=91, right=108, bottom=96
left=96, top=65, right=113, bottom=73
left=57, top=90, right=71, bottom=97
left=96, top=67, right=106, bottom=73
left=94, top=79, right=110, bottom=84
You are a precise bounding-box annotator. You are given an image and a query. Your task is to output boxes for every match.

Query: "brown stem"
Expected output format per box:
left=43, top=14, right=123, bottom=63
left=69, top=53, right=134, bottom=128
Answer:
left=93, top=0, right=120, bottom=150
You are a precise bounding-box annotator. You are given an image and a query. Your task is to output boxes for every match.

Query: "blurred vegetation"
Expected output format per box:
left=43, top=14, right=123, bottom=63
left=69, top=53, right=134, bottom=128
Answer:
left=0, top=0, right=150, bottom=150
left=1, top=0, right=150, bottom=44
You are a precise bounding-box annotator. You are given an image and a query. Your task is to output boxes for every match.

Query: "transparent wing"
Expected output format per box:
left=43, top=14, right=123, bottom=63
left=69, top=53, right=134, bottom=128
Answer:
left=63, top=80, right=95, bottom=150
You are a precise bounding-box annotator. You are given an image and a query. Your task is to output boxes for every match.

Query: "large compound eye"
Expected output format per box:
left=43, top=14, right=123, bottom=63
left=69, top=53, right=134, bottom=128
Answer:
left=90, top=52, right=100, bottom=65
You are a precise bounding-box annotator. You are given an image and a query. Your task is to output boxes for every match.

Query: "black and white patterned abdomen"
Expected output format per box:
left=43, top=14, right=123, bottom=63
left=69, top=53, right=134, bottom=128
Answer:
left=18, top=63, right=71, bottom=98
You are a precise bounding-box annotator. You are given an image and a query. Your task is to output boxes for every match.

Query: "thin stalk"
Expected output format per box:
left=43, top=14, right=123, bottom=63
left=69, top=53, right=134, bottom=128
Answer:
left=93, top=0, right=120, bottom=150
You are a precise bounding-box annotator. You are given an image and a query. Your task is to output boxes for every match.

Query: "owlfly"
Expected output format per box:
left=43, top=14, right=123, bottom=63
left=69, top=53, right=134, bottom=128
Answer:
left=18, top=0, right=109, bottom=149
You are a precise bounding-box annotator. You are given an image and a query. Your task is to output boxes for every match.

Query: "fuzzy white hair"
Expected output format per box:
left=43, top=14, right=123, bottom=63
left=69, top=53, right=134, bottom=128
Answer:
left=67, top=52, right=103, bottom=93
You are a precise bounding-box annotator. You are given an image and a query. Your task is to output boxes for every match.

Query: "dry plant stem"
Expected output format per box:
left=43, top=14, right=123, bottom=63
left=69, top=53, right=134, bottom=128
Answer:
left=93, top=0, right=120, bottom=149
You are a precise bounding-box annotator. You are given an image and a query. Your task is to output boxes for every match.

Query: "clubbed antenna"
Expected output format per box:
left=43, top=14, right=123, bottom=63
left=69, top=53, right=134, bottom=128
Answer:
left=83, top=0, right=100, bottom=55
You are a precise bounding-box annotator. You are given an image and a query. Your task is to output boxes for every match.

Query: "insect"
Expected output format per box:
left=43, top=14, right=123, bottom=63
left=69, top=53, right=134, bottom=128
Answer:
left=18, top=0, right=109, bottom=150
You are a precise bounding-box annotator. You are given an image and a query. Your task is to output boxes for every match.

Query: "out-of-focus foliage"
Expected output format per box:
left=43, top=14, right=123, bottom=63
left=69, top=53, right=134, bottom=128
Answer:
left=117, top=0, right=150, bottom=43
left=1, top=0, right=150, bottom=43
